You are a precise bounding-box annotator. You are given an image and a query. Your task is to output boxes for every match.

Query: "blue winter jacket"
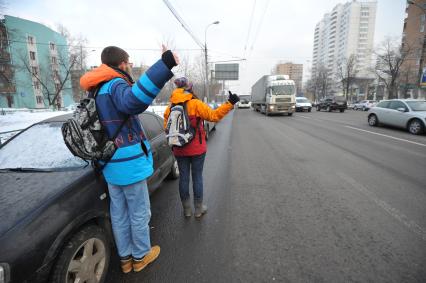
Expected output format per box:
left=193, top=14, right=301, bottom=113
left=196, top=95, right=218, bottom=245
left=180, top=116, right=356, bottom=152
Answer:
left=80, top=60, right=173, bottom=185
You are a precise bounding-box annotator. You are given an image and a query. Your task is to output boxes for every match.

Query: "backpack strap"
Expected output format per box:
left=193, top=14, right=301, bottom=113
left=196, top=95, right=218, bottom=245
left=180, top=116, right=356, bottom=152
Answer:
left=185, top=99, right=203, bottom=144
left=196, top=118, right=202, bottom=144
left=92, top=81, right=131, bottom=172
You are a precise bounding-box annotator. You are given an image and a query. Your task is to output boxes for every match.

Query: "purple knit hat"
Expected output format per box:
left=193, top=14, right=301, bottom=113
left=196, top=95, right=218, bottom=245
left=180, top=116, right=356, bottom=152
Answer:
left=174, top=77, right=188, bottom=88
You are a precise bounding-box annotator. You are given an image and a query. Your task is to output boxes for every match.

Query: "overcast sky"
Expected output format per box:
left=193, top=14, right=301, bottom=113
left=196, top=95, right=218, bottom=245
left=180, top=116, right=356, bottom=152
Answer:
left=6, top=0, right=406, bottom=94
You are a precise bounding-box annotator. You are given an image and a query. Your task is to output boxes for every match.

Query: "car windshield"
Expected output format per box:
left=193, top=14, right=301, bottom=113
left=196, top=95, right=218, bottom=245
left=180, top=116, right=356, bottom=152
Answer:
left=0, top=122, right=87, bottom=170
left=334, top=96, right=346, bottom=102
left=405, top=101, right=426, bottom=111
left=297, top=98, right=309, bottom=103
left=269, top=85, right=295, bottom=95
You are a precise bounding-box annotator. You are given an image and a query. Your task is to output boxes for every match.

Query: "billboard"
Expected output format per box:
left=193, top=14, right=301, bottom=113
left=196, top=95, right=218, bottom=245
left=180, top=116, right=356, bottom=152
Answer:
left=214, top=63, right=239, bottom=80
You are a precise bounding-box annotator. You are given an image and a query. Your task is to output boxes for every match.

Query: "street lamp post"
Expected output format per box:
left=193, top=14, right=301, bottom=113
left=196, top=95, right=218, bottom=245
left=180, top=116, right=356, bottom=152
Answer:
left=204, top=21, right=219, bottom=103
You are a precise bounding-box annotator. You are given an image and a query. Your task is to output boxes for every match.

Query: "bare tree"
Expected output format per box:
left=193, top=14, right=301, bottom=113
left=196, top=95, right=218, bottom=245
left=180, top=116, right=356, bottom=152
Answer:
left=337, top=54, right=358, bottom=100
left=17, top=45, right=78, bottom=109
left=314, top=64, right=332, bottom=99
left=373, top=37, right=412, bottom=99
left=0, top=0, right=7, bottom=17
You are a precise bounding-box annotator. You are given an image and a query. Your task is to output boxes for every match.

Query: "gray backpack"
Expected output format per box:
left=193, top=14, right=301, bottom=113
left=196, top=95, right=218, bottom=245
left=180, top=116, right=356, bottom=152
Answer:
left=61, top=85, right=128, bottom=170
left=165, top=101, right=201, bottom=147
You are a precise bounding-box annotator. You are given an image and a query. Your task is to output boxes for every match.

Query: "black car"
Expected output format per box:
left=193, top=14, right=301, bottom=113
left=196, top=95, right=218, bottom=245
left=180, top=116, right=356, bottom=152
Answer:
left=316, top=96, right=347, bottom=112
left=0, top=112, right=179, bottom=283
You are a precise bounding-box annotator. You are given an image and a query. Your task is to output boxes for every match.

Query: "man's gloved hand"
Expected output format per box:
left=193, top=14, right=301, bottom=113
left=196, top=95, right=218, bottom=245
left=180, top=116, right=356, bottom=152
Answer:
left=161, top=44, right=179, bottom=70
left=228, top=91, right=240, bottom=105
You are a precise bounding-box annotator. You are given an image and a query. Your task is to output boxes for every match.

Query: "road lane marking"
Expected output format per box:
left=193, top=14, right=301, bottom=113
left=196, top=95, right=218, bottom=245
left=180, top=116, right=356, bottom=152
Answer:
left=345, top=126, right=426, bottom=147
left=296, top=115, right=313, bottom=120
left=338, top=172, right=426, bottom=242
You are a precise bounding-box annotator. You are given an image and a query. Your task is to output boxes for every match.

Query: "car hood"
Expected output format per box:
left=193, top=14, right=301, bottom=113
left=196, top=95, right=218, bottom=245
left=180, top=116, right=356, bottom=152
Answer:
left=296, top=102, right=312, bottom=106
left=0, top=168, right=89, bottom=237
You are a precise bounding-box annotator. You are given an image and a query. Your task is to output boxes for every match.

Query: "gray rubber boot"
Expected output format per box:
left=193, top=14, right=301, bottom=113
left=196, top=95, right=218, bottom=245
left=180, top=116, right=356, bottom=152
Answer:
left=194, top=200, right=207, bottom=218
left=182, top=199, right=192, bottom=217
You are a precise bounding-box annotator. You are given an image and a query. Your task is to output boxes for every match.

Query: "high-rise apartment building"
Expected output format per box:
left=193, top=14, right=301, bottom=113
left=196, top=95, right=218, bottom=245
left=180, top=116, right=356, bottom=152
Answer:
left=312, top=1, right=377, bottom=93
left=274, top=62, right=303, bottom=95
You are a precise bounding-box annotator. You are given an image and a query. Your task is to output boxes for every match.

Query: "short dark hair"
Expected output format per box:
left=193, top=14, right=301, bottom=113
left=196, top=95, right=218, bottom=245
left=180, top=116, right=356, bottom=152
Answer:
left=101, top=46, right=129, bottom=67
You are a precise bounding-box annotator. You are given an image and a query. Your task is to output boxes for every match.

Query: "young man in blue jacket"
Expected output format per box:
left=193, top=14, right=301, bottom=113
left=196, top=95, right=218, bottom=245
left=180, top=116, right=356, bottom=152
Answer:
left=80, top=45, right=178, bottom=273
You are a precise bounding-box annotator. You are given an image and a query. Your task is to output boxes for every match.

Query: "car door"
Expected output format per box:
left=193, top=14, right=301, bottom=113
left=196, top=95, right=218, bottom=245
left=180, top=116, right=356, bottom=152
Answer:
left=374, top=101, right=391, bottom=124
left=388, top=101, right=409, bottom=128
left=139, top=112, right=164, bottom=185
left=154, top=115, right=173, bottom=172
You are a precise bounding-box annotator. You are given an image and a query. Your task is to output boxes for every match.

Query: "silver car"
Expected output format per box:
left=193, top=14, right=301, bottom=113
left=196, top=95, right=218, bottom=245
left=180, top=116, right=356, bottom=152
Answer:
left=354, top=100, right=377, bottom=111
left=367, top=99, right=426, bottom=135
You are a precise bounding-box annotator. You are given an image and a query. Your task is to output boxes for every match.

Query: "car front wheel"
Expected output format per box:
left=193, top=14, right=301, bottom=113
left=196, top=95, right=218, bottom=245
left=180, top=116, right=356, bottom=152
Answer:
left=368, top=114, right=379, bottom=127
left=50, top=225, right=110, bottom=283
left=408, top=119, right=424, bottom=135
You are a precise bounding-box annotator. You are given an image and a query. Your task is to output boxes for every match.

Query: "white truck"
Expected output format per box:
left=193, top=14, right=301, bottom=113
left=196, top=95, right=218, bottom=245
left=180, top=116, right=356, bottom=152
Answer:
left=251, top=75, right=296, bottom=116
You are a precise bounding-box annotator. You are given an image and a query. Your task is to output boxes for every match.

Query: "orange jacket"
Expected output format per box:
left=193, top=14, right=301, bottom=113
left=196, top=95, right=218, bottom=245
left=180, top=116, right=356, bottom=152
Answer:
left=164, top=88, right=234, bottom=156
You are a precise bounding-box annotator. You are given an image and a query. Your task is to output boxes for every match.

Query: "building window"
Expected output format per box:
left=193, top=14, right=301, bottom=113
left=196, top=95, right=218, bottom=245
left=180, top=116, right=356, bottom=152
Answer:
left=36, top=96, right=43, bottom=104
left=421, top=14, right=425, bottom=33
left=34, top=81, right=40, bottom=90
left=27, top=35, right=34, bottom=45
left=29, top=51, right=36, bottom=61
left=53, top=70, right=60, bottom=80
left=31, top=66, right=38, bottom=76
left=49, top=42, right=55, bottom=50
left=51, top=56, right=57, bottom=64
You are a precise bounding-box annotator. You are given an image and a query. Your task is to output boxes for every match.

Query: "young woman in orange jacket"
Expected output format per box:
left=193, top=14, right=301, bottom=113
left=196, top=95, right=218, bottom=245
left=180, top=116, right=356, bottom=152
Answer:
left=164, top=77, right=240, bottom=218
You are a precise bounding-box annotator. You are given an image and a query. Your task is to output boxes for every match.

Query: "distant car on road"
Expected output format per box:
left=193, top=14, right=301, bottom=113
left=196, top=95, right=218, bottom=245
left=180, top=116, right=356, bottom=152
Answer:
left=0, top=112, right=179, bottom=283
left=295, top=97, right=312, bottom=112
left=316, top=96, right=347, bottom=112
left=354, top=100, right=377, bottom=111
left=367, top=99, right=426, bottom=135
left=237, top=98, right=251, bottom=109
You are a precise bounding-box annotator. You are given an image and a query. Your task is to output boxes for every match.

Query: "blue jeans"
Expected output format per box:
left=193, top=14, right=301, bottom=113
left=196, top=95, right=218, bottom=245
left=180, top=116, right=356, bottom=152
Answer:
left=107, top=180, right=151, bottom=259
left=175, top=153, right=206, bottom=202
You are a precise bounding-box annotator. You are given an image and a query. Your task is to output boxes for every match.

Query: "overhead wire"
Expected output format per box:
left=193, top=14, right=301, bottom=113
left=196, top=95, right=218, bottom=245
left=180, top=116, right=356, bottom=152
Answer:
left=162, top=0, right=204, bottom=49
left=243, top=0, right=257, bottom=58
left=248, top=0, right=270, bottom=55
left=7, top=39, right=202, bottom=51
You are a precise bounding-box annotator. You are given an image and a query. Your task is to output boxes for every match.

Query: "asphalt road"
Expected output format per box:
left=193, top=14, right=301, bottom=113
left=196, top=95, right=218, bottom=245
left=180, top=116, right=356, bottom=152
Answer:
left=106, top=108, right=426, bottom=283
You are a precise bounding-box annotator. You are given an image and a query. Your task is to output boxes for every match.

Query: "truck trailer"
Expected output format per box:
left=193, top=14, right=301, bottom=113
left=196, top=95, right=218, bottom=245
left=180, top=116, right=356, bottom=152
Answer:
left=251, top=75, right=296, bottom=116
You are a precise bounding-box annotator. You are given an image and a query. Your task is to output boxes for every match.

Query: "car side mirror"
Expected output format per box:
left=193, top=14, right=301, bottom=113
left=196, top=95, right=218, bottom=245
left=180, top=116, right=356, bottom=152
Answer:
left=397, top=107, right=406, bottom=112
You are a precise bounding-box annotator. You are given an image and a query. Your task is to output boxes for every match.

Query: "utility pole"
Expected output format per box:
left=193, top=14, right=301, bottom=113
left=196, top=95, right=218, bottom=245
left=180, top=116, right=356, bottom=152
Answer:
left=204, top=21, right=219, bottom=103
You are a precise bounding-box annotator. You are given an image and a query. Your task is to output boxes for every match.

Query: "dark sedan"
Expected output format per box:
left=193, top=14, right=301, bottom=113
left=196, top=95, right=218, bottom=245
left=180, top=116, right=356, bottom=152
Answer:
left=316, top=96, right=347, bottom=112
left=0, top=112, right=178, bottom=283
